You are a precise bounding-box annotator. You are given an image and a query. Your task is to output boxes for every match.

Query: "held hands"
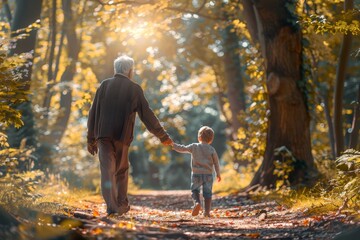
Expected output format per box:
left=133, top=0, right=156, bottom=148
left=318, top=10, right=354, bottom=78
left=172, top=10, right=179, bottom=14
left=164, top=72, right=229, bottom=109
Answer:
left=161, top=137, right=174, bottom=146
left=87, top=141, right=98, bottom=156
left=217, top=176, right=221, bottom=182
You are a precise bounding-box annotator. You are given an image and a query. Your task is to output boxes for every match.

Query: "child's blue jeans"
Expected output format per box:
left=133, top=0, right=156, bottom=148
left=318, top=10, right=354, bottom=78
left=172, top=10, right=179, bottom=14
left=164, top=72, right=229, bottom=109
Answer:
left=191, top=173, right=213, bottom=198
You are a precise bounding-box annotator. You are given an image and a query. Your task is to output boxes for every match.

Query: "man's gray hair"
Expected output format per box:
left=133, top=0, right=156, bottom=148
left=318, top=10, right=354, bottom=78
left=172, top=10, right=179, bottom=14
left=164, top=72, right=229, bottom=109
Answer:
left=114, top=55, right=134, bottom=74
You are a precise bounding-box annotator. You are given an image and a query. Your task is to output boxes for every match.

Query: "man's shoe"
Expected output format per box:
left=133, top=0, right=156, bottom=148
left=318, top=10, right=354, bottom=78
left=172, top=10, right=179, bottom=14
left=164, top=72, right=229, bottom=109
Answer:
left=192, top=202, right=201, bottom=216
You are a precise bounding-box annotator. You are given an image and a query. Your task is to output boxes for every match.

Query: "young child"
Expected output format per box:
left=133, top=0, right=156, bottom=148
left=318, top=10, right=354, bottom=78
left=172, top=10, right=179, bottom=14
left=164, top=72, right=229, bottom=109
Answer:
left=172, top=126, right=221, bottom=217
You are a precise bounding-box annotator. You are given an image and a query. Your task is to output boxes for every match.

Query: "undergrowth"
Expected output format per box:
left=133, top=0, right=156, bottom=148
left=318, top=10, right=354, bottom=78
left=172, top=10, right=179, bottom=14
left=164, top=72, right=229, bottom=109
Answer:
left=254, top=149, right=360, bottom=217
left=0, top=169, right=139, bottom=216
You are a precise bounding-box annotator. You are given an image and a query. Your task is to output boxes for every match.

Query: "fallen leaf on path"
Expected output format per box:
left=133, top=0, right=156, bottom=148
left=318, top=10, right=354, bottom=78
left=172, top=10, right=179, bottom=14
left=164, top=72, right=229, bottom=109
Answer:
left=118, top=221, right=136, bottom=230
left=93, top=209, right=100, bottom=217
left=303, top=219, right=310, bottom=226
left=276, top=205, right=284, bottom=211
left=312, top=216, right=323, bottom=221
left=245, top=233, right=260, bottom=238
left=91, top=228, right=103, bottom=235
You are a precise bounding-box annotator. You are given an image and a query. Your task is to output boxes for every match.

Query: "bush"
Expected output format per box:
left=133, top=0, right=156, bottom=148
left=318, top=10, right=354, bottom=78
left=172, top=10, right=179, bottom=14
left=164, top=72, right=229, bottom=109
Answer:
left=333, top=149, right=360, bottom=209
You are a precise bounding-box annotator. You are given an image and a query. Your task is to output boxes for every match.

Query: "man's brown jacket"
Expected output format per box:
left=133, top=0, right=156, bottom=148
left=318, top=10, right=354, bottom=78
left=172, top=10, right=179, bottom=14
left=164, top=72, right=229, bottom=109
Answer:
left=87, top=74, right=170, bottom=145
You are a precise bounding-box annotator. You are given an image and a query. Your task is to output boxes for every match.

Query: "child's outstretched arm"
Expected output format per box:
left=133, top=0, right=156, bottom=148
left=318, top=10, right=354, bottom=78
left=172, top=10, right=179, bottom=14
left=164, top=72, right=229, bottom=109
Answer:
left=172, top=143, right=193, bottom=154
left=212, top=151, right=221, bottom=182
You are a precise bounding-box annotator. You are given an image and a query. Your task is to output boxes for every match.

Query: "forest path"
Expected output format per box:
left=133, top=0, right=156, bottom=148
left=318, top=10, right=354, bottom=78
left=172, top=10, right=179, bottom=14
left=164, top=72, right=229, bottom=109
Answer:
left=67, top=190, right=358, bottom=239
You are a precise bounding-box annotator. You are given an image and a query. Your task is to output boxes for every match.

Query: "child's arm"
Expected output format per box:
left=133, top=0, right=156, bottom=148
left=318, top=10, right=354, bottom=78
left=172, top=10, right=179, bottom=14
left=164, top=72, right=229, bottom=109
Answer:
left=172, top=143, right=193, bottom=154
left=212, top=151, right=221, bottom=182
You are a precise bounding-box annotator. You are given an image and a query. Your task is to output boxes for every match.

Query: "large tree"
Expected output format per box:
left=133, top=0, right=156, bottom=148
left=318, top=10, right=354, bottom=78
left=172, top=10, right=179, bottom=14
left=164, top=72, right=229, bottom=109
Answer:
left=8, top=0, right=43, bottom=148
left=333, top=0, right=354, bottom=156
left=242, top=0, right=317, bottom=187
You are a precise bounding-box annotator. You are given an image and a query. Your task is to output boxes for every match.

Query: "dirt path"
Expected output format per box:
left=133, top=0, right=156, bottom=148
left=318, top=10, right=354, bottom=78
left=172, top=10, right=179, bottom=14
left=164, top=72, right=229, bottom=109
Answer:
left=67, top=190, right=358, bottom=239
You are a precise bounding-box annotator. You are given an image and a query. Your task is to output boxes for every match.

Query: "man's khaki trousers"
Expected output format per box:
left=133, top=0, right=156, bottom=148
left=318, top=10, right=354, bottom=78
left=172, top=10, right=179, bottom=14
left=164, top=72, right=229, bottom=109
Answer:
left=98, top=138, right=129, bottom=214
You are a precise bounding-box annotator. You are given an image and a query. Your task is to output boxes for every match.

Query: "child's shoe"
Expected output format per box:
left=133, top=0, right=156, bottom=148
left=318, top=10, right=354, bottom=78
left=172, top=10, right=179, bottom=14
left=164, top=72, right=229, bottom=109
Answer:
left=192, top=202, right=201, bottom=216
left=191, top=192, right=201, bottom=216
left=204, top=198, right=211, bottom=217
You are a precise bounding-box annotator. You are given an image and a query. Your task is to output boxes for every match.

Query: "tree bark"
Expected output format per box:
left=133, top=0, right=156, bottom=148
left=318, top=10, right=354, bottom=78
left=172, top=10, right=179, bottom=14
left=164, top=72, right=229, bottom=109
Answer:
left=43, top=0, right=57, bottom=112
left=322, top=91, right=336, bottom=158
left=333, top=0, right=354, bottom=156
left=242, top=0, right=316, bottom=187
left=349, top=84, right=360, bottom=149
left=221, top=25, right=246, bottom=138
left=7, top=0, right=43, bottom=148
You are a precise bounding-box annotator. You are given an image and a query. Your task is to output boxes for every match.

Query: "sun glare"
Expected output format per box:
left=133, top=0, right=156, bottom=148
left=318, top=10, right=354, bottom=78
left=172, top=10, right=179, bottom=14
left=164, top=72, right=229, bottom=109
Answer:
left=117, top=21, right=154, bottom=40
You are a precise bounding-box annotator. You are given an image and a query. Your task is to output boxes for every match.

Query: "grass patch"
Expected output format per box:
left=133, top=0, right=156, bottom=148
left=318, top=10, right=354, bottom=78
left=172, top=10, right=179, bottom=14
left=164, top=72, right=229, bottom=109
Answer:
left=250, top=187, right=358, bottom=218
left=288, top=194, right=342, bottom=214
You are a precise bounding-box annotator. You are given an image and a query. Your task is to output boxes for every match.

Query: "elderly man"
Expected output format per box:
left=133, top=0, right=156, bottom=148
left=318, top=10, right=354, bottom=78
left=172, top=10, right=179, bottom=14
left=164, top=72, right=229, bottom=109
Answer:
left=87, top=55, right=173, bottom=216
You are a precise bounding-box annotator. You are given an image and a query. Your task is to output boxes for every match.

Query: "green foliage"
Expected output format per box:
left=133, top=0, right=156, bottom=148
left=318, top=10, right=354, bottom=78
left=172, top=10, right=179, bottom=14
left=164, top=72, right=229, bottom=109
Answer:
left=299, top=0, right=359, bottom=160
left=273, top=146, right=296, bottom=190
left=0, top=145, right=34, bottom=173
left=0, top=27, right=45, bottom=211
left=301, top=11, right=360, bottom=35
left=229, top=50, right=267, bottom=168
left=0, top=51, right=29, bottom=129
left=285, top=0, right=301, bottom=29
left=0, top=35, right=36, bottom=175
left=333, top=149, right=360, bottom=207
left=270, top=150, right=360, bottom=216
left=0, top=170, right=44, bottom=209
left=1, top=0, right=358, bottom=192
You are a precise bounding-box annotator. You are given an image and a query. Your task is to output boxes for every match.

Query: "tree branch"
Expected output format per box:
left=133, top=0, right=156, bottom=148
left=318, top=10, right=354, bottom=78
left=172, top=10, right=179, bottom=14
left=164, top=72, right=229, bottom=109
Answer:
left=165, top=6, right=225, bottom=21
left=95, top=0, right=225, bottom=21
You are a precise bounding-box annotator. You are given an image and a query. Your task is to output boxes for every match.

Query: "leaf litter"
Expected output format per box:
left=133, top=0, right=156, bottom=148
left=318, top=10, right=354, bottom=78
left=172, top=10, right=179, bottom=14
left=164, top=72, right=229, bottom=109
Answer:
left=5, top=190, right=359, bottom=239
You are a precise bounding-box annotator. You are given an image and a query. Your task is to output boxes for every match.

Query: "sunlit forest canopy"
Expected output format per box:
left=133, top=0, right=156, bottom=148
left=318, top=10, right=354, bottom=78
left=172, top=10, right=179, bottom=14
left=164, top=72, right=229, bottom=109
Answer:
left=1, top=1, right=360, bottom=239
left=0, top=0, right=359, bottom=193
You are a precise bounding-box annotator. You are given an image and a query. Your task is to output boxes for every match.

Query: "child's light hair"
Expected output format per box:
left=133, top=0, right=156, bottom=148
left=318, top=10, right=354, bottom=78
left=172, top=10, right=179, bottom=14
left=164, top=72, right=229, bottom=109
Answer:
left=198, top=126, right=214, bottom=143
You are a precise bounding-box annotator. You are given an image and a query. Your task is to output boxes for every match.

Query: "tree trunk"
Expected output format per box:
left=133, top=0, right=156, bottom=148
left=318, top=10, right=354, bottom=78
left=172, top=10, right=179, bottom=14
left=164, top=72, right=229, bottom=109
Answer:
left=43, top=0, right=57, bottom=113
left=309, top=51, right=336, bottom=159
left=54, top=23, right=65, bottom=81
left=47, top=0, right=81, bottom=146
left=349, top=84, right=360, bottom=149
left=221, top=25, right=246, bottom=138
left=322, top=91, right=336, bottom=158
left=37, top=0, right=81, bottom=169
left=2, top=0, right=12, bottom=22
left=243, top=0, right=316, bottom=187
left=7, top=0, right=43, bottom=148
left=333, top=0, right=354, bottom=156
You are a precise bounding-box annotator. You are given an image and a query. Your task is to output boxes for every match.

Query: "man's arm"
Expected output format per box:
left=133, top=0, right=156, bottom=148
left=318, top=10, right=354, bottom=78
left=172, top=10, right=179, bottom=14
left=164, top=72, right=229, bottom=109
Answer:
left=172, top=143, right=193, bottom=154
left=136, top=86, right=171, bottom=144
left=87, top=88, right=99, bottom=155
